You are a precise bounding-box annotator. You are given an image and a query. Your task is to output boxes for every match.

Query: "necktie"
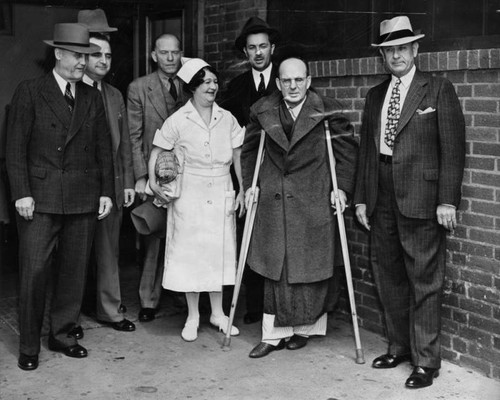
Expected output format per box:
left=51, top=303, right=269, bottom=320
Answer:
left=279, top=101, right=294, bottom=140
left=93, top=81, right=99, bottom=90
left=384, top=78, right=401, bottom=148
left=257, top=73, right=265, bottom=96
left=65, top=82, right=75, bottom=113
left=169, top=78, right=178, bottom=101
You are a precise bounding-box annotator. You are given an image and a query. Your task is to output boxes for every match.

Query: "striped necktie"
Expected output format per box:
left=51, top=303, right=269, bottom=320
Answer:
left=384, top=78, right=401, bottom=148
left=65, top=82, right=75, bottom=113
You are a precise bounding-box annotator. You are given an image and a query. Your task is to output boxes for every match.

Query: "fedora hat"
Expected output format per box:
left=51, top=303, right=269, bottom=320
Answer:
left=372, top=16, right=425, bottom=47
left=235, top=16, right=280, bottom=53
left=177, top=58, right=211, bottom=84
left=78, top=8, right=117, bottom=33
left=130, top=201, right=166, bottom=238
left=44, top=23, right=100, bottom=54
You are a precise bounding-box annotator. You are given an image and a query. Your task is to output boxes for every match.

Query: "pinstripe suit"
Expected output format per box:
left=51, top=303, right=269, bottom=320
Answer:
left=354, top=70, right=465, bottom=368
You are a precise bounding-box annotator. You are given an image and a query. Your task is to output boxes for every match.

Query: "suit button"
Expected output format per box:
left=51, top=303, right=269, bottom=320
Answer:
left=84, top=169, right=88, bottom=174
left=57, top=146, right=62, bottom=152
left=84, top=146, right=89, bottom=152
left=275, top=193, right=281, bottom=200
left=286, top=194, right=293, bottom=199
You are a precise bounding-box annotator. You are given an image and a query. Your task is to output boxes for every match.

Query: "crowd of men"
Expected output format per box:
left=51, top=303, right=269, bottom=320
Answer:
left=5, top=9, right=465, bottom=390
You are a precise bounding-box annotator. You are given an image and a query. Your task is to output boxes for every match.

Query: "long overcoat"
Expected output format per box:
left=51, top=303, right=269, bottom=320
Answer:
left=241, top=89, right=358, bottom=284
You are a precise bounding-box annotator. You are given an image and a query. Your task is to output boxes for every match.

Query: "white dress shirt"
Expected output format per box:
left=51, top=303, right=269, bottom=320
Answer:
left=53, top=69, right=75, bottom=97
left=252, top=63, right=273, bottom=91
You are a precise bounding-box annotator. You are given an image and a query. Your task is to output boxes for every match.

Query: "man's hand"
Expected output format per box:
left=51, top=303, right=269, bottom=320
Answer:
left=355, top=204, right=371, bottom=231
left=244, top=187, right=259, bottom=210
left=330, top=189, right=347, bottom=214
left=437, top=204, right=457, bottom=231
left=15, top=197, right=35, bottom=221
left=123, top=189, right=135, bottom=208
left=135, top=177, right=148, bottom=201
left=98, top=196, right=113, bottom=220
left=234, top=190, right=246, bottom=218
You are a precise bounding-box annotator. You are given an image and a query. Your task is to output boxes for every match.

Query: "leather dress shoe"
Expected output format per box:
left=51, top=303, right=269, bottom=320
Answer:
left=18, top=353, right=39, bottom=371
left=405, top=366, right=439, bottom=389
left=243, top=312, right=262, bottom=324
left=138, top=308, right=156, bottom=322
left=67, top=325, right=84, bottom=340
left=48, top=337, right=87, bottom=358
left=98, top=318, right=136, bottom=332
left=249, top=340, right=285, bottom=358
left=372, top=353, right=411, bottom=369
left=286, top=334, right=308, bottom=350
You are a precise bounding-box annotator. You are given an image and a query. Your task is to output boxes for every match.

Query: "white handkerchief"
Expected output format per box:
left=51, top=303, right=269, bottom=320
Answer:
left=417, top=107, right=436, bottom=115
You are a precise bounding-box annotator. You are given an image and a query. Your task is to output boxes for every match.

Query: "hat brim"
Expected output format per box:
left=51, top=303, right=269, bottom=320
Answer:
left=130, top=202, right=166, bottom=238
left=235, top=27, right=280, bottom=52
left=44, top=40, right=101, bottom=54
left=88, top=27, right=118, bottom=33
left=371, top=34, right=425, bottom=47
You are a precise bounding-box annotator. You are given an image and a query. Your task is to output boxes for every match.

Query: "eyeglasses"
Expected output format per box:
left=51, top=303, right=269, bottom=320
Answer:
left=279, top=77, right=307, bottom=88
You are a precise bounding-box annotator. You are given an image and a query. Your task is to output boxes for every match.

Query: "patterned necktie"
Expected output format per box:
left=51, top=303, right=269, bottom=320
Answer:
left=169, top=78, right=178, bottom=101
left=65, top=82, right=75, bottom=113
left=384, top=78, right=401, bottom=148
left=257, top=73, right=265, bottom=96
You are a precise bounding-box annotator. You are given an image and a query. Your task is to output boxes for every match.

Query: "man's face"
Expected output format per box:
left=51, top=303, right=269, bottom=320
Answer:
left=276, top=58, right=311, bottom=106
left=55, top=48, right=87, bottom=82
left=243, top=33, right=274, bottom=72
left=151, top=36, right=182, bottom=77
left=86, top=38, right=111, bottom=81
left=380, top=42, right=418, bottom=78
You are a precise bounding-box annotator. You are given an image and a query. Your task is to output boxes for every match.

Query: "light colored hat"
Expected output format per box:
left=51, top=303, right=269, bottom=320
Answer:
left=44, top=23, right=100, bottom=54
left=77, top=9, right=117, bottom=33
left=372, top=16, right=425, bottom=47
left=177, top=58, right=210, bottom=84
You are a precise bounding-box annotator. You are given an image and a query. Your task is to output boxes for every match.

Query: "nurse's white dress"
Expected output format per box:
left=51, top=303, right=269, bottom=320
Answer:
left=153, top=100, right=245, bottom=292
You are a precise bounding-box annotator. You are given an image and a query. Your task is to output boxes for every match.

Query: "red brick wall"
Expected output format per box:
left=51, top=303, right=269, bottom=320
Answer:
left=204, top=0, right=500, bottom=381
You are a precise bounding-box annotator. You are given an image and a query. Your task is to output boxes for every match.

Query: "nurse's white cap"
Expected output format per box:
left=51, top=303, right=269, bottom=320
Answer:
left=177, top=58, right=211, bottom=84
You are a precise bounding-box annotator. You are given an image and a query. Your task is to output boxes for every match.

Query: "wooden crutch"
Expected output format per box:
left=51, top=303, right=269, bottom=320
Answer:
left=222, top=129, right=266, bottom=350
left=324, top=119, right=365, bottom=364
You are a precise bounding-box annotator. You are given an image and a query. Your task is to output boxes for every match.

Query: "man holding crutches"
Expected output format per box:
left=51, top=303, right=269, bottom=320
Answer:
left=241, top=56, right=358, bottom=358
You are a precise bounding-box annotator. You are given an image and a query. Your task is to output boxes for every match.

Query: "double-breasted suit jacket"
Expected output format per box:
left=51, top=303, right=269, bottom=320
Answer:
left=7, top=73, right=114, bottom=211
left=127, top=71, right=190, bottom=180
left=221, top=64, right=279, bottom=127
left=354, top=71, right=465, bottom=217
left=241, top=90, right=358, bottom=284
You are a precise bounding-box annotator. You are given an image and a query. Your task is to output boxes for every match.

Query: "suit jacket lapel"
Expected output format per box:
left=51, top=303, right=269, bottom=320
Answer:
left=396, top=71, right=428, bottom=135
left=289, top=92, right=324, bottom=149
left=147, top=72, right=169, bottom=121
left=41, top=74, right=72, bottom=129
left=101, top=83, right=119, bottom=152
left=66, top=82, right=92, bottom=144
left=256, top=92, right=289, bottom=151
left=373, top=79, right=390, bottom=154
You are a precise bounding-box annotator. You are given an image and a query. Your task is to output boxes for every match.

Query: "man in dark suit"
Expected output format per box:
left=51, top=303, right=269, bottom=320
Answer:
left=221, top=16, right=280, bottom=324
left=354, top=16, right=466, bottom=389
left=80, top=27, right=136, bottom=332
left=127, top=34, right=190, bottom=322
left=242, top=56, right=358, bottom=358
left=6, top=23, right=114, bottom=370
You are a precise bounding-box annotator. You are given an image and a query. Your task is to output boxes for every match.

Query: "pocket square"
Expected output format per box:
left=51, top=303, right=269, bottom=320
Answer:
left=417, top=107, right=436, bottom=115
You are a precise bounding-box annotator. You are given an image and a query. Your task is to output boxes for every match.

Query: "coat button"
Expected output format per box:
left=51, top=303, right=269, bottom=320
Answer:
left=57, top=146, right=62, bottom=152
left=207, top=200, right=212, bottom=204
left=274, top=193, right=281, bottom=200
left=84, top=146, right=89, bottom=152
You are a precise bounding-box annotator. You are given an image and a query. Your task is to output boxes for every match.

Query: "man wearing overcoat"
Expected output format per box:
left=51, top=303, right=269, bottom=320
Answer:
left=354, top=16, right=466, bottom=388
left=6, top=23, right=114, bottom=370
left=242, top=56, right=358, bottom=358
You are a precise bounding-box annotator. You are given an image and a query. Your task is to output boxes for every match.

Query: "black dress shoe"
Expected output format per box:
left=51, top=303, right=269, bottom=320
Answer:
left=138, top=308, right=156, bottom=322
left=405, top=366, right=439, bottom=388
left=372, top=353, right=411, bottom=369
left=48, top=337, right=88, bottom=358
left=249, top=340, right=285, bottom=358
left=286, top=334, right=308, bottom=350
left=243, top=312, right=262, bottom=324
left=67, top=325, right=84, bottom=340
left=99, top=319, right=135, bottom=332
left=18, top=353, right=38, bottom=371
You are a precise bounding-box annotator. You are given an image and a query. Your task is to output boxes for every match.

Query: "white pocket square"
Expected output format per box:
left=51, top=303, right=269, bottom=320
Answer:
left=416, top=107, right=436, bottom=115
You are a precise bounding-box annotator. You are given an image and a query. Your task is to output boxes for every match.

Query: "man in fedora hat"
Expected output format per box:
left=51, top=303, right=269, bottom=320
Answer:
left=127, top=33, right=190, bottom=323
left=354, top=15, right=465, bottom=388
left=76, top=12, right=136, bottom=334
left=221, top=16, right=280, bottom=325
left=6, top=22, right=114, bottom=370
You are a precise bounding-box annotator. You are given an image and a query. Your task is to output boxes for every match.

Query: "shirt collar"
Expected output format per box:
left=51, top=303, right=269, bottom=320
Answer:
left=285, top=95, right=307, bottom=121
left=252, top=63, right=273, bottom=89
left=393, top=65, right=416, bottom=89
left=52, top=69, right=75, bottom=96
left=82, top=74, right=101, bottom=90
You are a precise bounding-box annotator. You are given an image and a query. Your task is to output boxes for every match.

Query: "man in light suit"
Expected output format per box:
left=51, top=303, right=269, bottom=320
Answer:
left=80, top=27, right=136, bottom=332
left=127, top=34, right=190, bottom=322
left=354, top=16, right=465, bottom=388
left=6, top=23, right=114, bottom=370
left=242, top=56, right=358, bottom=358
left=221, top=16, right=280, bottom=325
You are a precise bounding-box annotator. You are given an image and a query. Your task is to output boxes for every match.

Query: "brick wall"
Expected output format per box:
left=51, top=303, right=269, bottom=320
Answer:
left=204, top=1, right=500, bottom=381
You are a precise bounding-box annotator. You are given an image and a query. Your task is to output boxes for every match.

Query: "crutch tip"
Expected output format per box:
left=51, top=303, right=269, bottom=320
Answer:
left=355, top=349, right=365, bottom=364
left=221, top=337, right=231, bottom=350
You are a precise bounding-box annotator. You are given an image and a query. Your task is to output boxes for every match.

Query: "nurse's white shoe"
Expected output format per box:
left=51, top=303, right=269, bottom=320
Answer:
left=210, top=314, right=239, bottom=336
left=181, top=319, right=199, bottom=342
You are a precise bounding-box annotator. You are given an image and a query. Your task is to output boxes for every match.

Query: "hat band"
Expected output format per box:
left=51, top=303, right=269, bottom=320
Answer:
left=379, top=29, right=415, bottom=44
left=54, top=40, right=90, bottom=47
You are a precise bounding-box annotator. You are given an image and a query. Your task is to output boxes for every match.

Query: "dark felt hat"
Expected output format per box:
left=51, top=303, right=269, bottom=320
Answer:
left=77, top=8, right=118, bottom=33
left=44, top=23, right=100, bottom=54
left=130, top=201, right=166, bottom=238
left=235, top=16, right=280, bottom=53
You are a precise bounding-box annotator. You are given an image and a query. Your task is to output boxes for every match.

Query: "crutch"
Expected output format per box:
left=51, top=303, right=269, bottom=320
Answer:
left=324, top=119, right=365, bottom=364
left=222, top=129, right=266, bottom=350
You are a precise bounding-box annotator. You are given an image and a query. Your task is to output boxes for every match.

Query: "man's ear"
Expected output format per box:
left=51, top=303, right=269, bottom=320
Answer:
left=243, top=47, right=248, bottom=59
left=54, top=48, right=62, bottom=61
left=412, top=41, right=419, bottom=57
left=270, top=43, right=275, bottom=56
left=151, top=50, right=158, bottom=63
left=276, top=77, right=282, bottom=92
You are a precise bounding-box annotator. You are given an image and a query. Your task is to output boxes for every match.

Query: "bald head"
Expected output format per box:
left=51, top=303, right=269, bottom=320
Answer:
left=277, top=57, right=311, bottom=106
